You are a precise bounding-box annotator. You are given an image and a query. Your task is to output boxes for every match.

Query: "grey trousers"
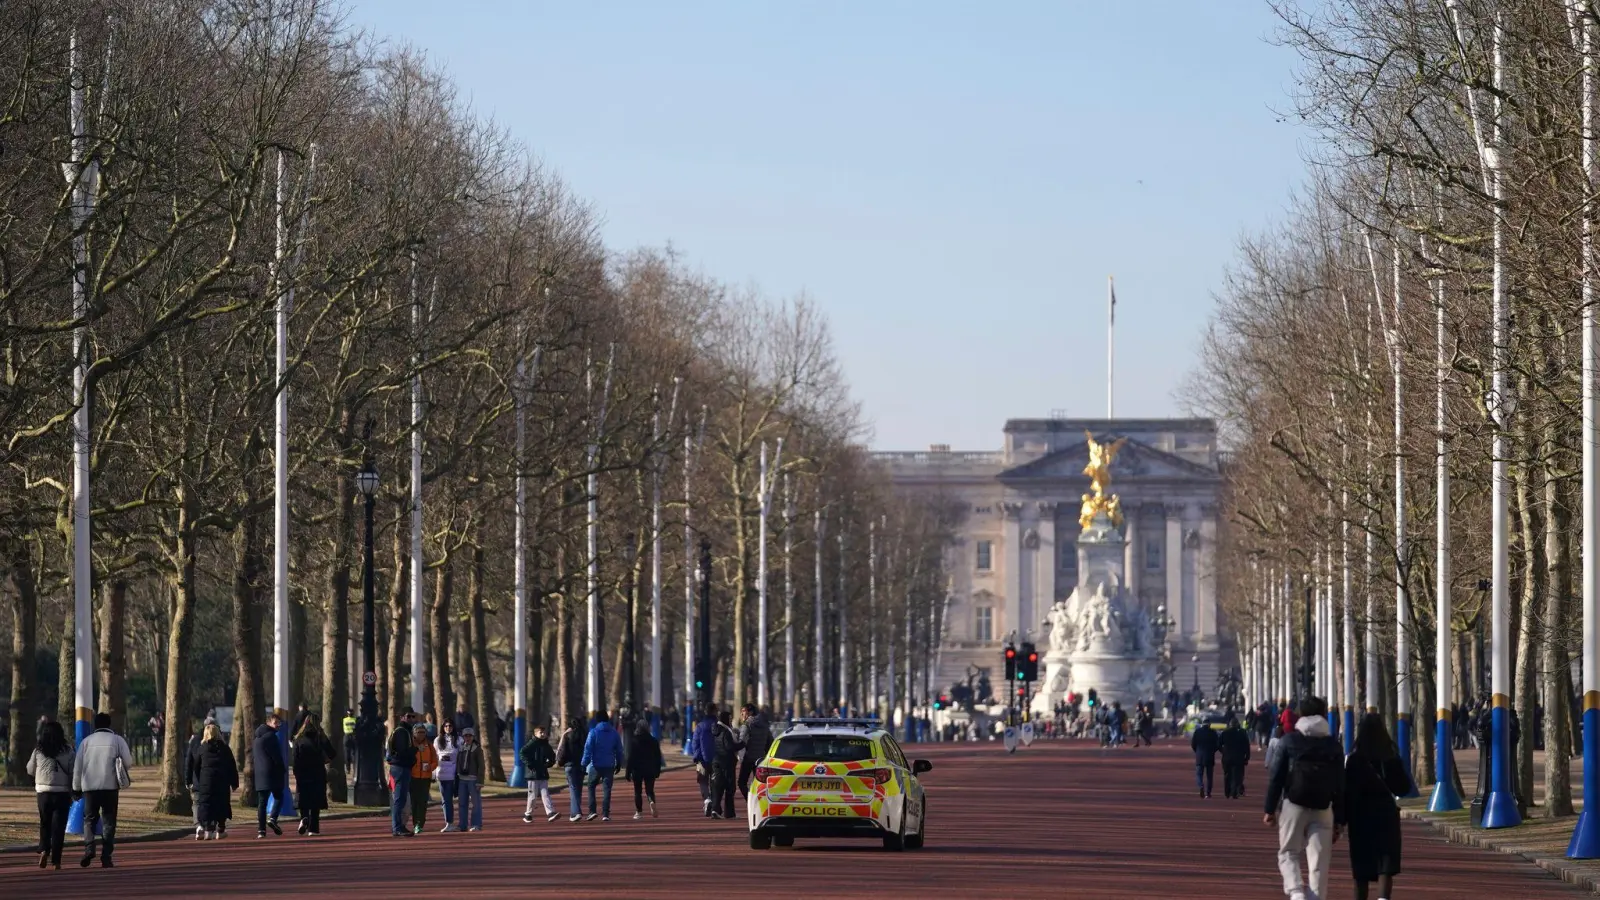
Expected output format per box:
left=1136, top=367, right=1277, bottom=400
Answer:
left=1276, top=799, right=1333, bottom=900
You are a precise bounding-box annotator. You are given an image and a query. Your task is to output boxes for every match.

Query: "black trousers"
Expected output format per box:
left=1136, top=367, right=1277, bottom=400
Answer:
left=37, top=792, right=71, bottom=863
left=1222, top=763, right=1246, bottom=797
left=710, top=766, right=736, bottom=818
left=738, top=756, right=758, bottom=797
left=301, top=805, right=321, bottom=833
left=633, top=777, right=656, bottom=812
left=1195, top=761, right=1214, bottom=796
left=82, top=789, right=120, bottom=860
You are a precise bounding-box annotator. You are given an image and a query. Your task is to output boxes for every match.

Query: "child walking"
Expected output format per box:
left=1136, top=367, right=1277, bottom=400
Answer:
left=520, top=724, right=558, bottom=823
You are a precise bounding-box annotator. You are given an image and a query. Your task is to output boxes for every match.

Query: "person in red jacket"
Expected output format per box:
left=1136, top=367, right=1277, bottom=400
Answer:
left=1279, top=702, right=1300, bottom=736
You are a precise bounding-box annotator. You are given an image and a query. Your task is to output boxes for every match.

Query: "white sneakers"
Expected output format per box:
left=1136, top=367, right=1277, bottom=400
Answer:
left=633, top=812, right=643, bottom=820
left=649, top=799, right=658, bottom=818
left=440, top=823, right=456, bottom=833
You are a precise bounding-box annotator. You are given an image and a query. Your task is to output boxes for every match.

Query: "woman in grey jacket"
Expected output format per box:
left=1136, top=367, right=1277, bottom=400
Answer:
left=27, top=720, right=75, bottom=869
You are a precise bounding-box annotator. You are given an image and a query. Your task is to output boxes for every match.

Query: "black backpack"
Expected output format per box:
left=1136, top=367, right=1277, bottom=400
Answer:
left=1285, top=738, right=1340, bottom=809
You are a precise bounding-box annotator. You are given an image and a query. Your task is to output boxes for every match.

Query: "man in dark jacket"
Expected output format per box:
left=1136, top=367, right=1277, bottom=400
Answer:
left=625, top=719, right=665, bottom=819
left=519, top=725, right=559, bottom=823
left=1218, top=717, right=1253, bottom=799
left=710, top=709, right=742, bottom=820
left=386, top=708, right=419, bottom=836
left=1191, top=718, right=1221, bottom=798
left=1264, top=697, right=1345, bottom=900
left=250, top=715, right=287, bottom=838
left=737, top=704, right=772, bottom=797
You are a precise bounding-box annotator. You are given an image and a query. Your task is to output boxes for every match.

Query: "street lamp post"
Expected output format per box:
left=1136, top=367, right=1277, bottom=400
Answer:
left=696, top=539, right=712, bottom=704
left=1191, top=654, right=1201, bottom=702
left=623, top=534, right=638, bottom=714
left=352, top=452, right=386, bottom=807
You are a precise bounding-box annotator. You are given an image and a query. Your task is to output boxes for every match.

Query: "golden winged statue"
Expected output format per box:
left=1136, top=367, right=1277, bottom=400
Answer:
left=1079, top=431, right=1128, bottom=531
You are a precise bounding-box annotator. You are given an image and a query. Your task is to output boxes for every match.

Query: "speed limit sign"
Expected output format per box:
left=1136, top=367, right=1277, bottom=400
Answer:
left=362, top=672, right=377, bottom=686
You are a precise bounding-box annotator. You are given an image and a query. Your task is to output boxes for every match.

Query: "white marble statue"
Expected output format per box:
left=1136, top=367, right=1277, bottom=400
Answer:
left=1046, top=601, right=1074, bottom=655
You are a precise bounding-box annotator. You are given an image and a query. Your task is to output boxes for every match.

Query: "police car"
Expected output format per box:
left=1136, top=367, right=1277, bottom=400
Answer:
left=746, top=718, right=930, bottom=851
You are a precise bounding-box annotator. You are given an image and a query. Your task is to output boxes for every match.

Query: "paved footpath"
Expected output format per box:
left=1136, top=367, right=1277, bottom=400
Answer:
left=0, top=740, right=1585, bottom=898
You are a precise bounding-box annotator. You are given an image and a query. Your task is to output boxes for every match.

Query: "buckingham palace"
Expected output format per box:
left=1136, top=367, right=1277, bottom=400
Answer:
left=875, top=416, right=1229, bottom=701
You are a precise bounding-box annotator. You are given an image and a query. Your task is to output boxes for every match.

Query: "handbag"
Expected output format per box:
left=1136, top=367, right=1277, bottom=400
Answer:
left=115, top=756, right=132, bottom=790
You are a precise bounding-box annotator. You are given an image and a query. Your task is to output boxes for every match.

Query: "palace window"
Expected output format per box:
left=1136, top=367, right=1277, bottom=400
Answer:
left=974, top=607, right=994, bottom=642
left=976, top=540, right=993, bottom=571
left=1145, top=538, right=1162, bottom=570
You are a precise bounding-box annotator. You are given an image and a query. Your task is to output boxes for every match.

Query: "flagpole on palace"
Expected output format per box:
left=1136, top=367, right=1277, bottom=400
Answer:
left=1107, top=276, right=1116, bottom=419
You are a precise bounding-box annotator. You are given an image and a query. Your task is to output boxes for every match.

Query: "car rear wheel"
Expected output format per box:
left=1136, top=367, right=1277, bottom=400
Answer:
left=773, top=835, right=794, bottom=848
left=882, top=817, right=906, bottom=852
left=750, top=831, right=772, bottom=850
left=906, top=803, right=925, bottom=850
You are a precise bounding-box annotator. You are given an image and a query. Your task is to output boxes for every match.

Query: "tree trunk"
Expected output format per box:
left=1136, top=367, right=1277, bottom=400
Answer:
left=557, top=545, right=577, bottom=725
left=1542, top=454, right=1574, bottom=817
left=468, top=544, right=503, bottom=781
left=232, top=505, right=267, bottom=797
left=321, top=473, right=354, bottom=804
left=96, top=579, right=127, bottom=738
left=1512, top=447, right=1541, bottom=819
left=430, top=554, right=454, bottom=726
left=57, top=615, right=74, bottom=724
left=6, top=541, right=39, bottom=786
left=385, top=527, right=410, bottom=726
left=155, top=493, right=197, bottom=816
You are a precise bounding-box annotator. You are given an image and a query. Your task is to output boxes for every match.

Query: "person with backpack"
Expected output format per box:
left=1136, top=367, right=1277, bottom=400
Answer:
left=1339, top=713, right=1412, bottom=900
left=691, top=704, right=718, bottom=817
left=1218, top=716, right=1253, bottom=800
left=1190, top=716, right=1221, bottom=799
left=519, top=723, right=558, bottom=823
left=1264, top=696, right=1345, bottom=900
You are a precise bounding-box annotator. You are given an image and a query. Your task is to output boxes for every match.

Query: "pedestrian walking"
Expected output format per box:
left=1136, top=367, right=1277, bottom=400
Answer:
left=291, top=717, right=334, bottom=836
left=1340, top=713, right=1412, bottom=900
left=342, top=708, right=358, bottom=765
left=435, top=720, right=460, bottom=832
left=581, top=710, right=624, bottom=821
left=72, top=711, right=134, bottom=868
left=187, top=722, right=236, bottom=841
left=457, top=726, right=486, bottom=831
left=386, top=708, right=419, bottom=837
left=520, top=724, right=558, bottom=823
left=1219, top=716, right=1252, bottom=800
left=691, top=704, right=717, bottom=817
left=28, top=720, right=74, bottom=869
left=1265, top=724, right=1285, bottom=776
left=1191, top=715, right=1220, bottom=799
left=148, top=710, right=165, bottom=757
left=251, top=714, right=288, bottom=839
left=555, top=717, right=584, bottom=822
left=626, top=719, right=665, bottom=820
left=452, top=703, right=475, bottom=736
left=711, top=709, right=741, bottom=820
left=737, top=703, right=772, bottom=797
left=1264, top=697, right=1344, bottom=900
left=409, top=724, right=439, bottom=834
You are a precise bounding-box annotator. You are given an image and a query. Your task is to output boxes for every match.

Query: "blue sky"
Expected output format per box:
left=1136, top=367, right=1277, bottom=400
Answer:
left=345, top=1, right=1310, bottom=450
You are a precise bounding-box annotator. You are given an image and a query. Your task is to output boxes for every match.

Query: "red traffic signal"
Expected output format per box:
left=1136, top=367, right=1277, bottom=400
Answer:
left=1004, top=646, right=1017, bottom=660
left=1016, top=685, right=1027, bottom=697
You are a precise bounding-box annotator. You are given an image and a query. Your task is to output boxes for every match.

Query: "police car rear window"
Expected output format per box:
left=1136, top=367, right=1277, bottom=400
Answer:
left=773, top=736, right=875, bottom=763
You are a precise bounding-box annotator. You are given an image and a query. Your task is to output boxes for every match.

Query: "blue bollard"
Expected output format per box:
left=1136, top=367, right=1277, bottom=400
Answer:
left=1394, top=714, right=1419, bottom=798
left=1483, top=701, right=1521, bottom=828
left=1342, top=706, right=1355, bottom=757
left=1568, top=702, right=1600, bottom=856
left=1429, top=711, right=1463, bottom=812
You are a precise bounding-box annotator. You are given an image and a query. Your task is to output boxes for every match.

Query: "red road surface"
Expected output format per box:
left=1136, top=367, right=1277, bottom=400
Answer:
left=0, top=740, right=1583, bottom=898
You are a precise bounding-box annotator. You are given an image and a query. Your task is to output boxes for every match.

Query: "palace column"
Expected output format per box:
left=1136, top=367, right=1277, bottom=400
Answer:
left=1037, top=502, right=1058, bottom=627
left=1165, top=504, right=1186, bottom=641
left=1124, top=508, right=1140, bottom=602
left=1001, top=502, right=1022, bottom=641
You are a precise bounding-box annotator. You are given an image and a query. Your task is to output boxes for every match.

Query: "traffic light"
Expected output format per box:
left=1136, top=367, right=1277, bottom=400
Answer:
left=1016, top=685, right=1027, bottom=698
left=933, top=694, right=948, bottom=711
left=1087, top=687, right=1099, bottom=709
left=693, top=659, right=709, bottom=697
left=1003, top=643, right=1017, bottom=682
left=1021, top=642, right=1039, bottom=682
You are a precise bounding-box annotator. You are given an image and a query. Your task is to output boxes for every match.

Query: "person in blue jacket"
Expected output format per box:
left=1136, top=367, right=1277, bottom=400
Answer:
left=580, top=709, right=625, bottom=822
left=690, top=703, right=718, bottom=817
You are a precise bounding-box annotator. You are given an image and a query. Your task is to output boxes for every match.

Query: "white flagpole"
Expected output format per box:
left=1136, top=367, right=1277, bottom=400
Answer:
left=409, top=266, right=425, bottom=717
left=756, top=439, right=784, bottom=709
left=585, top=345, right=617, bottom=714
left=814, top=503, right=826, bottom=714
left=508, top=343, right=540, bottom=787
left=783, top=475, right=795, bottom=717
left=651, top=379, right=679, bottom=727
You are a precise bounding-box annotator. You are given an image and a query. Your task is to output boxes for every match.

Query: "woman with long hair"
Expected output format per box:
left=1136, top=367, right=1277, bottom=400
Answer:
left=189, top=723, right=238, bottom=840
left=27, top=720, right=74, bottom=868
left=1339, top=713, right=1412, bottom=900
left=434, top=718, right=460, bottom=831
left=292, top=717, right=334, bottom=836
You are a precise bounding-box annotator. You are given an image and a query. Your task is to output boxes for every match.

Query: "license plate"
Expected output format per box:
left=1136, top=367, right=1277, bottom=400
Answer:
left=794, top=778, right=841, bottom=792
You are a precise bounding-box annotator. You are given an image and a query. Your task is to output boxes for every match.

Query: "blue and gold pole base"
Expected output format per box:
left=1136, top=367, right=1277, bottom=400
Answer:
left=507, top=709, right=528, bottom=788
left=1484, top=694, right=1522, bottom=829
left=1395, top=712, right=1420, bottom=798
left=1429, top=707, right=1463, bottom=812
left=65, top=707, right=94, bottom=835
left=1568, top=692, right=1600, bottom=856
left=1342, top=705, right=1355, bottom=756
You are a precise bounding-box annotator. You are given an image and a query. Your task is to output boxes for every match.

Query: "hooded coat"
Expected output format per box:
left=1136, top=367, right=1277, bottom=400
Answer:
left=251, top=724, right=287, bottom=793
left=292, top=731, right=334, bottom=812
left=190, top=738, right=238, bottom=826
